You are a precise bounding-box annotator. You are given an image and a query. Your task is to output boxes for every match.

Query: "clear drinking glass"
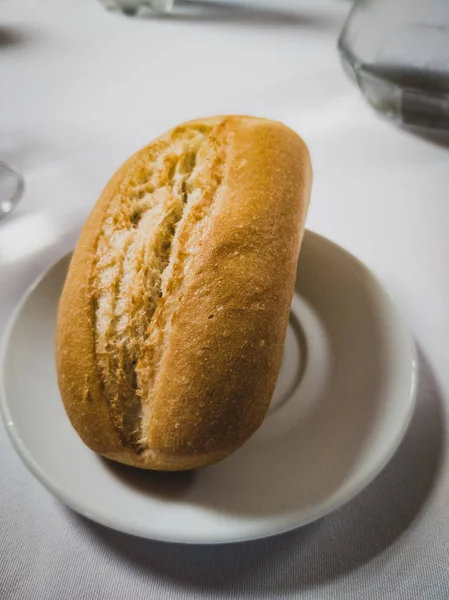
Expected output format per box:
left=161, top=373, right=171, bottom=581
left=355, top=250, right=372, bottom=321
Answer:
left=0, top=162, right=24, bottom=219
left=100, top=0, right=174, bottom=14
left=339, top=0, right=449, bottom=128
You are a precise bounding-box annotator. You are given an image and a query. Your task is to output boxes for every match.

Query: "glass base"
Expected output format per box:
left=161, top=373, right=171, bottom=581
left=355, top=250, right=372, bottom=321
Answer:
left=0, top=162, right=24, bottom=219
left=100, top=0, right=175, bottom=14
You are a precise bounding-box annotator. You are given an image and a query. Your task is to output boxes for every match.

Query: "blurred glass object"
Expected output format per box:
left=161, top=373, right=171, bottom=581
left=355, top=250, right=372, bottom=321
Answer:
left=101, top=0, right=174, bottom=14
left=0, top=162, right=24, bottom=220
left=339, top=0, right=449, bottom=129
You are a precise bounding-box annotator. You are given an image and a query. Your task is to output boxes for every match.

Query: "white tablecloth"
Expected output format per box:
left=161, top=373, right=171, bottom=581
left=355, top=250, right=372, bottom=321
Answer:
left=1, top=1, right=449, bottom=598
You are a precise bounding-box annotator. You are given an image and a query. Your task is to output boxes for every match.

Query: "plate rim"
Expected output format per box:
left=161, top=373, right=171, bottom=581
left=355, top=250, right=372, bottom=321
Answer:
left=0, top=230, right=418, bottom=544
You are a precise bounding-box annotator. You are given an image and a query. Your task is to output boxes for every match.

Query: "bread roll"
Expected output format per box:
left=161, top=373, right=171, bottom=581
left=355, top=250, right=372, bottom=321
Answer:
left=56, top=116, right=312, bottom=470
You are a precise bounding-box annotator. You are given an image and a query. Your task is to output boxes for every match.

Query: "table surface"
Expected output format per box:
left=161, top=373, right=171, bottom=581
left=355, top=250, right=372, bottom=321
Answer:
left=1, top=1, right=449, bottom=598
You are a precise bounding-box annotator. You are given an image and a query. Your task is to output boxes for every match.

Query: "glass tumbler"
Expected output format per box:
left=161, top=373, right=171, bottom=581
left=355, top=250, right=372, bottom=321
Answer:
left=101, top=0, right=174, bottom=14
left=339, top=0, right=449, bottom=128
left=0, top=162, right=24, bottom=219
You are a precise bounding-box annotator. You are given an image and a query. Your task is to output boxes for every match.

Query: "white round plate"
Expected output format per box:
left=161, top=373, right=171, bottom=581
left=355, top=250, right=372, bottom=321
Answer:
left=1, top=231, right=416, bottom=544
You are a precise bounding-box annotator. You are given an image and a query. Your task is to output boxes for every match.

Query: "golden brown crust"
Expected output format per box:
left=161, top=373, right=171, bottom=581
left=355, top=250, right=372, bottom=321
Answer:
left=55, top=115, right=312, bottom=470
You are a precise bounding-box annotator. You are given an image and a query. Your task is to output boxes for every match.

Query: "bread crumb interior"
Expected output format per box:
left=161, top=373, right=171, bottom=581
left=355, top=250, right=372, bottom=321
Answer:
left=93, top=121, right=226, bottom=448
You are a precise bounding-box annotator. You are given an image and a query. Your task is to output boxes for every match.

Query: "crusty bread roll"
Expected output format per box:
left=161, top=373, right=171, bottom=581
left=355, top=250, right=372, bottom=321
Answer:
left=56, top=115, right=312, bottom=470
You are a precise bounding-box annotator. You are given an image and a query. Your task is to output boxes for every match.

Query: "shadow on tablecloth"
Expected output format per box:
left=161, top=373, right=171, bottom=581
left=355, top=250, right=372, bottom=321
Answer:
left=401, top=126, right=449, bottom=150
left=0, top=25, right=40, bottom=50
left=65, top=345, right=445, bottom=592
